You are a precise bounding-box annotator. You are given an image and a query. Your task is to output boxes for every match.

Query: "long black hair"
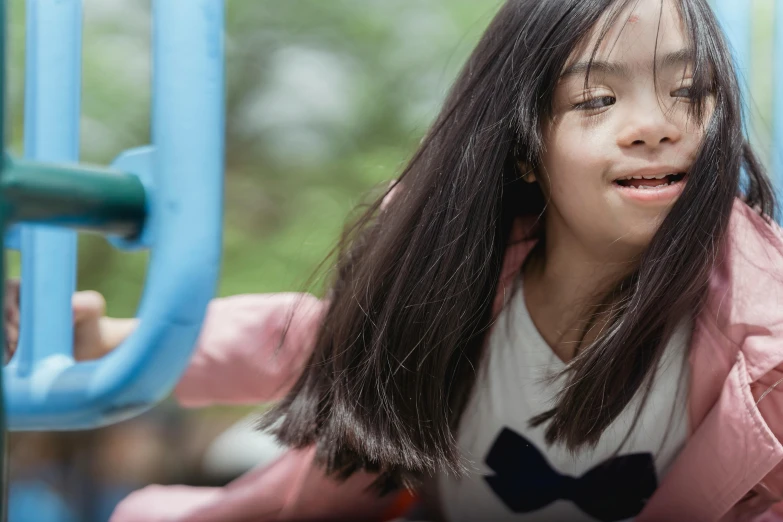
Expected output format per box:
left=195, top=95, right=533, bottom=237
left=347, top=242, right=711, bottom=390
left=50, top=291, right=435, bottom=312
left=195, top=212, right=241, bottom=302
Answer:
left=260, top=0, right=778, bottom=491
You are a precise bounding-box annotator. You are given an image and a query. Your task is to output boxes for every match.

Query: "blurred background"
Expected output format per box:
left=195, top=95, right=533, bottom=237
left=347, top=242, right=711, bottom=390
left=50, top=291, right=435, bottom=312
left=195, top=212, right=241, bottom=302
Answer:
left=2, top=0, right=780, bottom=520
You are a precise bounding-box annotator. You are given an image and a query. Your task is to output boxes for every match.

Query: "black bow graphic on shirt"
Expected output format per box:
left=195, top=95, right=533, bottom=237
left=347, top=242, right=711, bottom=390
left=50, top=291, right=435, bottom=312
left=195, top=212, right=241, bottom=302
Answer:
left=483, top=428, right=658, bottom=522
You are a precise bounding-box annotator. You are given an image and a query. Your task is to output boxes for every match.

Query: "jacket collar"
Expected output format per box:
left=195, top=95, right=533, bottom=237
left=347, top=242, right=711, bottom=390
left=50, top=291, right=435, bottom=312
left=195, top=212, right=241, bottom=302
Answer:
left=641, top=201, right=783, bottom=520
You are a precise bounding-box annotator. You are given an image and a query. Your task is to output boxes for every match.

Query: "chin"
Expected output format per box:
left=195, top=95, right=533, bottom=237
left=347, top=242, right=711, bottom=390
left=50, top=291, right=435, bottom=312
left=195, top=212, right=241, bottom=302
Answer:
left=613, top=223, right=663, bottom=255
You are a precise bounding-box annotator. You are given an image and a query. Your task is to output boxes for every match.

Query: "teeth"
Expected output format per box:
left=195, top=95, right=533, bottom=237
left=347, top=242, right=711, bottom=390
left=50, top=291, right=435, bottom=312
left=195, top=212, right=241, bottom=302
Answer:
left=630, top=182, right=673, bottom=190
left=621, top=173, right=677, bottom=181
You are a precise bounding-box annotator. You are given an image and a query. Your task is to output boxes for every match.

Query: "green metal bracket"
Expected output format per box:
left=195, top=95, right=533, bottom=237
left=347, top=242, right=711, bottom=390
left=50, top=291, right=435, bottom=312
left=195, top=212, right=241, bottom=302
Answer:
left=1, top=156, right=147, bottom=237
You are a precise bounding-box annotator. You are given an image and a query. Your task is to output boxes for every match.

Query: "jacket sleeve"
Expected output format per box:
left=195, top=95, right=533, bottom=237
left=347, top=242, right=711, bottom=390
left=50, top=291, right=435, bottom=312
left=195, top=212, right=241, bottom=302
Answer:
left=109, top=447, right=399, bottom=522
left=173, top=292, right=326, bottom=408
left=173, top=181, right=399, bottom=409
left=753, top=366, right=783, bottom=507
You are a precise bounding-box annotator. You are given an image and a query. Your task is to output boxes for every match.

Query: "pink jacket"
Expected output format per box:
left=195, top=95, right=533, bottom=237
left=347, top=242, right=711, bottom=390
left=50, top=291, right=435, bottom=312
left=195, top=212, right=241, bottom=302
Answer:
left=112, top=199, right=783, bottom=522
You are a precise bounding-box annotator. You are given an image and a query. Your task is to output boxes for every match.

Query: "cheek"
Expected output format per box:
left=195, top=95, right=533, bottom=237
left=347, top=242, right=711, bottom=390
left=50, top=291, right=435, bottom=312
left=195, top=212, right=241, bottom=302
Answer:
left=540, top=123, right=611, bottom=198
left=538, top=122, right=626, bottom=243
left=678, top=98, right=714, bottom=140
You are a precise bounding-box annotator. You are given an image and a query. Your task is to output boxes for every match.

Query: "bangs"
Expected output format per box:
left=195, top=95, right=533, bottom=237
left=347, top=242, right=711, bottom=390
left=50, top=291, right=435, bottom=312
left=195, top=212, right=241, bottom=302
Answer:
left=572, top=0, right=718, bottom=123
left=675, top=0, right=722, bottom=121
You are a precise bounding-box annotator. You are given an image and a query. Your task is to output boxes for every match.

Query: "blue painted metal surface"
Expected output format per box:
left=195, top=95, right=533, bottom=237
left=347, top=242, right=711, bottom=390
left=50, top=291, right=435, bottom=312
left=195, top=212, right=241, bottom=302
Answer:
left=713, top=0, right=752, bottom=103
left=773, top=1, right=783, bottom=220
left=713, top=0, right=783, bottom=221
left=15, top=0, right=81, bottom=376
left=4, top=0, right=225, bottom=431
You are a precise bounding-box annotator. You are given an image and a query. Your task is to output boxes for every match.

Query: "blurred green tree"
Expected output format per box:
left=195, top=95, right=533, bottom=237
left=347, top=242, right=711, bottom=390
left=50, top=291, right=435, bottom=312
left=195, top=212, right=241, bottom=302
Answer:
left=6, top=0, right=502, bottom=317
left=3, top=0, right=777, bottom=318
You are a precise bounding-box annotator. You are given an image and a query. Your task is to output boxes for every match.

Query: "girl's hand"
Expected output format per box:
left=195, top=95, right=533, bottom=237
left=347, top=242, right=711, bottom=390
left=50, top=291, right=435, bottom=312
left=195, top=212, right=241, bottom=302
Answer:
left=3, top=279, right=20, bottom=362
left=72, top=290, right=138, bottom=360
left=3, top=280, right=138, bottom=362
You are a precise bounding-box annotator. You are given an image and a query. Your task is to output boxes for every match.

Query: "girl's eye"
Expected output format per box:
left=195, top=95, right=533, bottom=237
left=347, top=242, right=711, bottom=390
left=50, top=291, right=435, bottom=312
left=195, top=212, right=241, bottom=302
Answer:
left=572, top=96, right=616, bottom=111
left=671, top=86, right=694, bottom=99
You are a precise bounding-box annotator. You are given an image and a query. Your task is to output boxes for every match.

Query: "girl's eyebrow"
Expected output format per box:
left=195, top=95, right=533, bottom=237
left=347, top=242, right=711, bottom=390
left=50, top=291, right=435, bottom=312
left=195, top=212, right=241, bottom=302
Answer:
left=560, top=48, right=694, bottom=81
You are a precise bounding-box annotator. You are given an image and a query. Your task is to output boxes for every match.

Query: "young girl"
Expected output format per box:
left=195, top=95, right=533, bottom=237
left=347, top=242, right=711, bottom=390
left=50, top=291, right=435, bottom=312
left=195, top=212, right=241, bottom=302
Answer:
left=10, top=0, right=783, bottom=520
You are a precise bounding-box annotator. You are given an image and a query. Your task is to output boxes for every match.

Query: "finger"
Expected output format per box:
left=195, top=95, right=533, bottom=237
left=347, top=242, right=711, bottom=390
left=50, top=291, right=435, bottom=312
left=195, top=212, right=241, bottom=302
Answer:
left=6, top=323, right=18, bottom=349
left=4, top=279, right=20, bottom=329
left=4, top=278, right=20, bottom=312
left=72, top=291, right=106, bottom=323
left=5, top=320, right=18, bottom=362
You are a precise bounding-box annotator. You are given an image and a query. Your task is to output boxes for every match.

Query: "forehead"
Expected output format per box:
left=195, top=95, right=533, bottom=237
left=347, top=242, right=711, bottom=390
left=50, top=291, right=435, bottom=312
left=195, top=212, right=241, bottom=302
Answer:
left=568, top=0, right=688, bottom=69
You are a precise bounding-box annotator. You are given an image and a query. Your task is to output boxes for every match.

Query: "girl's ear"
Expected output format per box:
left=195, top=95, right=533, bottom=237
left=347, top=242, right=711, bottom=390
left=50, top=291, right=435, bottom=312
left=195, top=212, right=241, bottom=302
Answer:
left=518, top=161, right=537, bottom=183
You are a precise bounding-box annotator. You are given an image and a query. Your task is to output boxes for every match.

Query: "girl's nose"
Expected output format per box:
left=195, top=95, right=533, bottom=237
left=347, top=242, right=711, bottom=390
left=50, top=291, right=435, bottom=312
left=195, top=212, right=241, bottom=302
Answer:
left=616, top=103, right=683, bottom=150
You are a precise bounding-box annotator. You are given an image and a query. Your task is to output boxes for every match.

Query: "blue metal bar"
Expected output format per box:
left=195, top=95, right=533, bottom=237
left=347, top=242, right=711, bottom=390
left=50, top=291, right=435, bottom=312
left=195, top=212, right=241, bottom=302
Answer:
left=5, top=0, right=224, bottom=430
left=713, top=0, right=752, bottom=115
left=711, top=0, right=782, bottom=220
left=13, top=0, right=82, bottom=374
left=773, top=1, right=783, bottom=219
left=0, top=0, right=6, bottom=515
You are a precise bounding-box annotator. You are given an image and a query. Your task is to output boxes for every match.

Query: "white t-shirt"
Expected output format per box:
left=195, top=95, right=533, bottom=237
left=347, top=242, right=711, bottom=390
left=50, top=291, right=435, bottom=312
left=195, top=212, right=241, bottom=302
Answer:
left=436, top=280, right=691, bottom=522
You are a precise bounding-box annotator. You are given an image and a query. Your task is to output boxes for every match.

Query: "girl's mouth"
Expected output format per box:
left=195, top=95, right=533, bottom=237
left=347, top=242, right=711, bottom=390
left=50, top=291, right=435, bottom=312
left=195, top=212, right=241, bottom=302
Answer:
left=612, top=172, right=688, bottom=203
left=613, top=172, right=687, bottom=189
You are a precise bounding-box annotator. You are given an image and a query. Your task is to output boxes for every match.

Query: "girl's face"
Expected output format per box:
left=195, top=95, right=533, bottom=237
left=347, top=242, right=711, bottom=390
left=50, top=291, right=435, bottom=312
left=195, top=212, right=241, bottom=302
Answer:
left=538, top=0, right=712, bottom=259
